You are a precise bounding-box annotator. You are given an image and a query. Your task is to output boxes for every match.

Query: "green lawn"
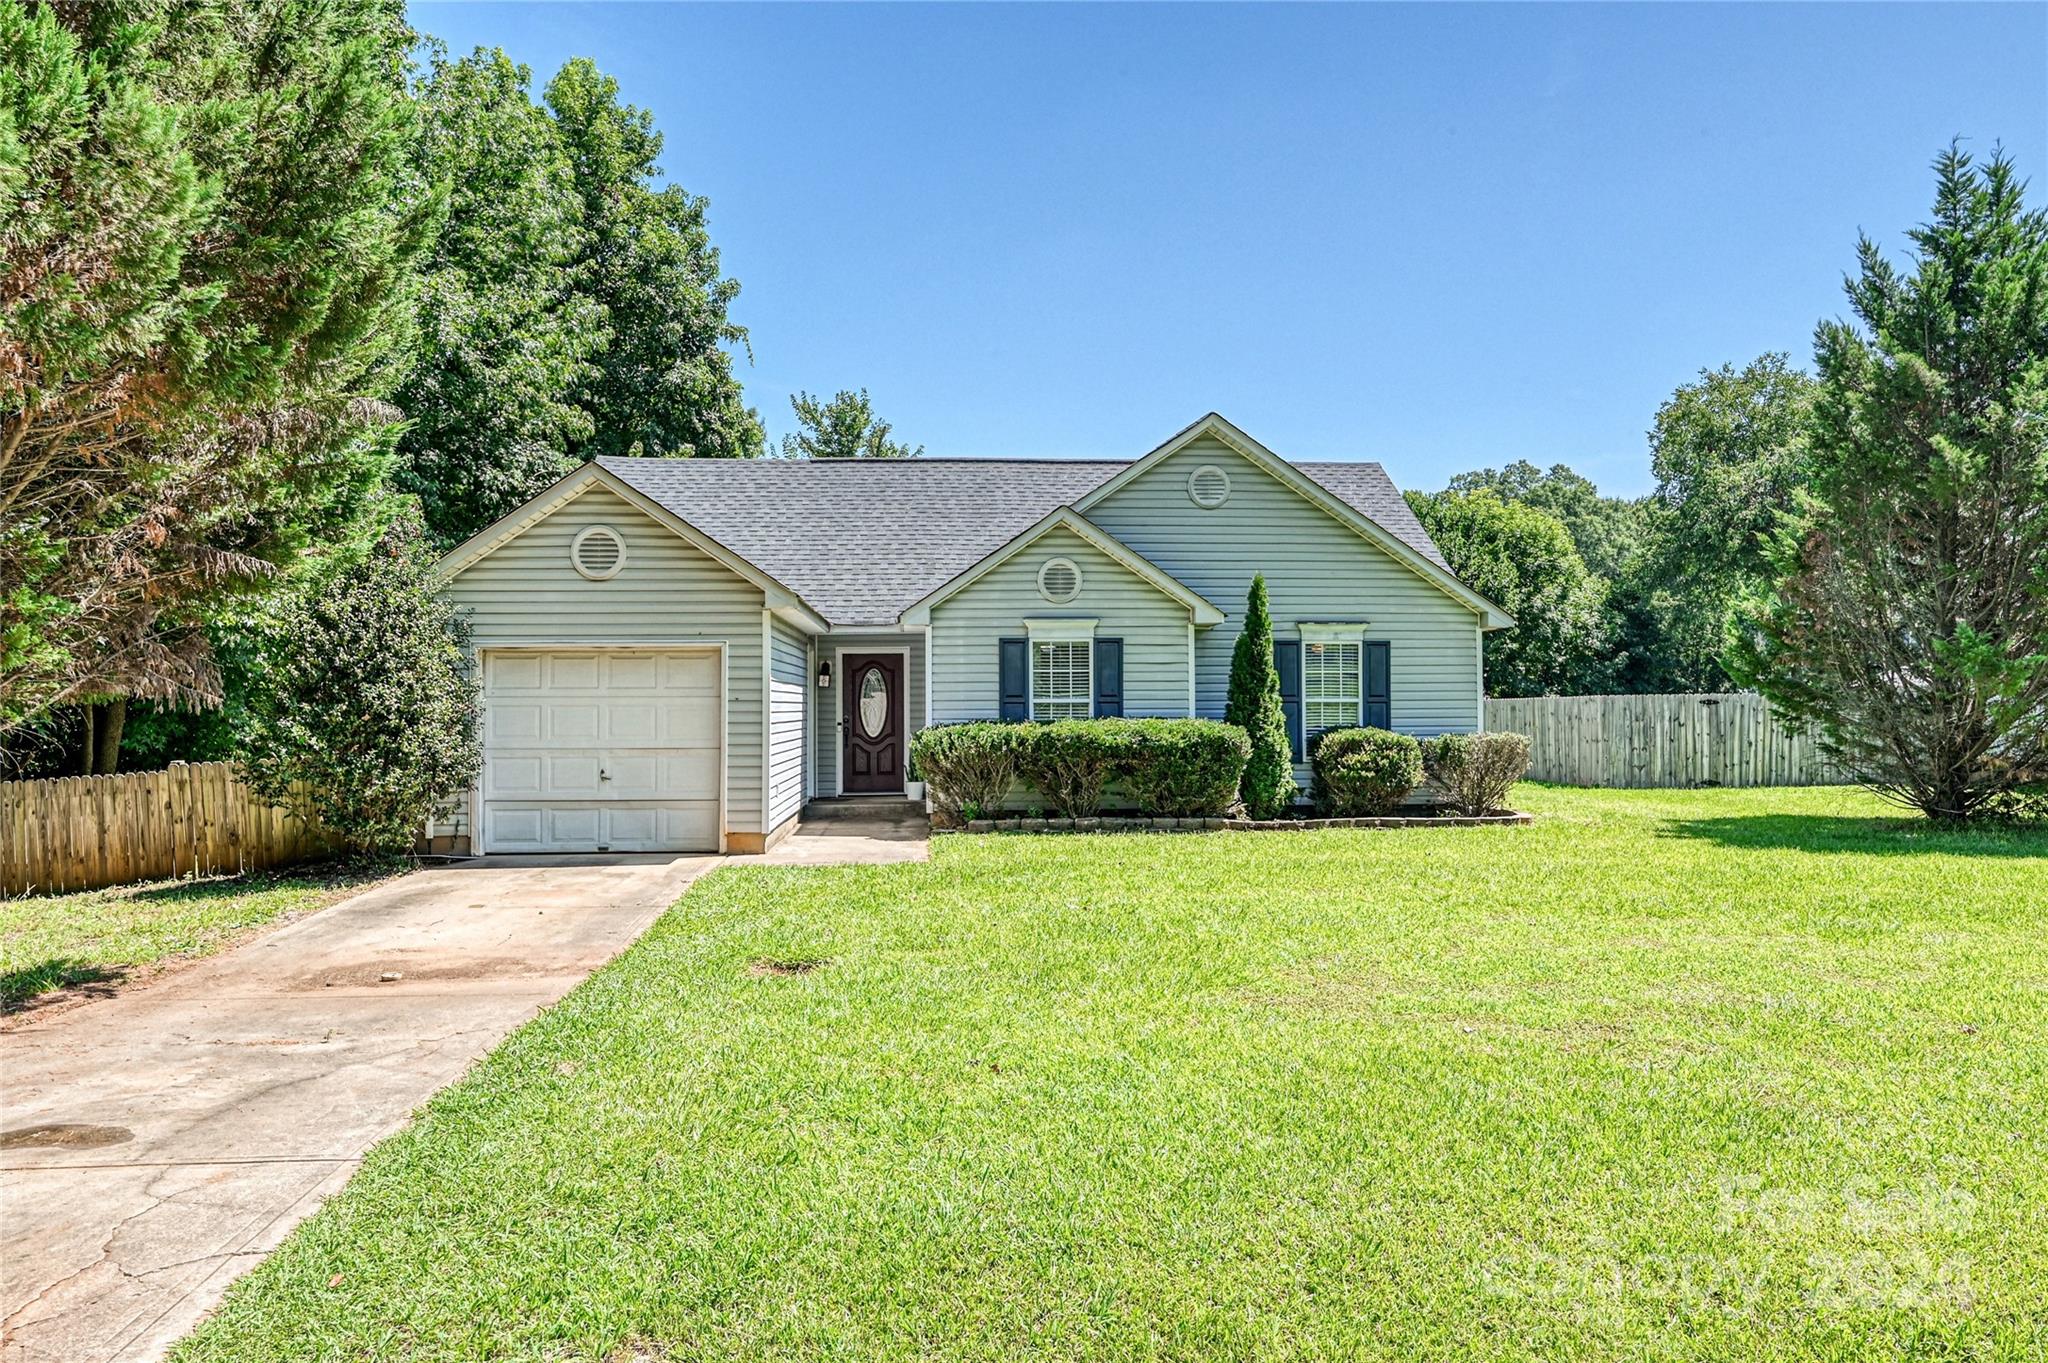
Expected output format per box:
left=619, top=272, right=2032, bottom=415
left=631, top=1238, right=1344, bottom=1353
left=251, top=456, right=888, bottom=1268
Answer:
left=1, top=864, right=390, bottom=1011
left=175, top=787, right=2046, bottom=1362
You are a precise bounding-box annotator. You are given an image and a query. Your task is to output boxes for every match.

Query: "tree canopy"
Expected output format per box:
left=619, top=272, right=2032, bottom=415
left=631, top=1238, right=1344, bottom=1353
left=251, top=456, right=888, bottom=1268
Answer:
left=546, top=58, right=762, bottom=462
left=0, top=0, right=433, bottom=733
left=777, top=389, right=923, bottom=460
left=1406, top=489, right=1612, bottom=697
left=392, top=44, right=603, bottom=547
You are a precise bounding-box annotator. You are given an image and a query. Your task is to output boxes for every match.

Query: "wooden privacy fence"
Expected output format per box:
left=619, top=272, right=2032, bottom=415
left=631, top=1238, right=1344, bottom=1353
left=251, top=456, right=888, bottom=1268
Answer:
left=0, top=762, right=331, bottom=897
left=1482, top=692, right=1846, bottom=789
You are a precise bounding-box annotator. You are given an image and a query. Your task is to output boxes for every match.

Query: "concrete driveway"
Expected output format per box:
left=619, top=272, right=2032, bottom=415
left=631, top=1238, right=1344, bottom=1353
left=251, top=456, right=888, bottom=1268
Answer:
left=0, top=854, right=710, bottom=1363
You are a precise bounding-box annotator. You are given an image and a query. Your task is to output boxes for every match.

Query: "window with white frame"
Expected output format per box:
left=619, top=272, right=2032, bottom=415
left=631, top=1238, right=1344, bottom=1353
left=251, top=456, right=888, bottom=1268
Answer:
left=1025, top=619, right=1096, bottom=720
left=1300, top=625, right=1365, bottom=736
left=1032, top=641, right=1092, bottom=719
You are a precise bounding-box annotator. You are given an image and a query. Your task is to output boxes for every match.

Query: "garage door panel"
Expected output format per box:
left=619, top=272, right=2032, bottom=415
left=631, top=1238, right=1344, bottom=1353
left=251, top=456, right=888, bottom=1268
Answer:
left=606, top=702, right=660, bottom=743
left=482, top=648, right=722, bottom=853
left=489, top=704, right=543, bottom=743
left=663, top=653, right=719, bottom=693
left=546, top=654, right=601, bottom=689
left=608, top=653, right=662, bottom=689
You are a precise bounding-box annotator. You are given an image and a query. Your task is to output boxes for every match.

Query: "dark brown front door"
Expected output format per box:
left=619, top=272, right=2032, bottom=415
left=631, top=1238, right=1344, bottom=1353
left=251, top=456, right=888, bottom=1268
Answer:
left=842, top=653, right=905, bottom=793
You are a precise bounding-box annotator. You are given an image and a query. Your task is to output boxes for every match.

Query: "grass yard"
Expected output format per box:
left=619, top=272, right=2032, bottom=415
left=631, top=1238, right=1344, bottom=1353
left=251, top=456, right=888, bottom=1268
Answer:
left=175, top=787, right=2046, bottom=1362
left=1, top=863, right=392, bottom=1012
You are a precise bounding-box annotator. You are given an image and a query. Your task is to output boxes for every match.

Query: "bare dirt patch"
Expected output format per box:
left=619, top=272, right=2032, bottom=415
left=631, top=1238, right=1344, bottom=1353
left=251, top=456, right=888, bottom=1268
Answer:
left=747, top=957, right=830, bottom=977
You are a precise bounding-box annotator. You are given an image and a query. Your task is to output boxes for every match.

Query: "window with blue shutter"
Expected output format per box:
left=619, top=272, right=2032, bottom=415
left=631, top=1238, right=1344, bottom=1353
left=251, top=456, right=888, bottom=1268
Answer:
left=1363, top=640, right=1391, bottom=730
left=1273, top=639, right=1303, bottom=760
left=1093, top=638, right=1123, bottom=716
left=998, top=638, right=1028, bottom=720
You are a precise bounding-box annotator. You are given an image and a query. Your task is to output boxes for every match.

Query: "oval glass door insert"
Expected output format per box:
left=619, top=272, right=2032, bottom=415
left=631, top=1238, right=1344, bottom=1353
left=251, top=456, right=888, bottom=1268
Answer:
left=858, top=667, right=888, bottom=737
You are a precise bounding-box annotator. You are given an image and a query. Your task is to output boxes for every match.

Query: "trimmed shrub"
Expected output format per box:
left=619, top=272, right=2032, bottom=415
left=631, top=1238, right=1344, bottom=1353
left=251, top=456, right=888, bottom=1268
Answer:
left=1310, top=727, right=1422, bottom=816
left=1014, top=720, right=1138, bottom=819
left=1121, top=719, right=1252, bottom=817
left=908, top=722, right=1020, bottom=823
left=1224, top=574, right=1296, bottom=818
left=1421, top=731, right=1532, bottom=816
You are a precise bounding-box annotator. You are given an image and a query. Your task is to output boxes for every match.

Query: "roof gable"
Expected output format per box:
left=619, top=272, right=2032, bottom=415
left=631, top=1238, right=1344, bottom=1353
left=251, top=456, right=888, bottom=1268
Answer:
left=1074, top=414, right=1512, bottom=629
left=899, top=509, right=1226, bottom=627
left=432, top=464, right=829, bottom=632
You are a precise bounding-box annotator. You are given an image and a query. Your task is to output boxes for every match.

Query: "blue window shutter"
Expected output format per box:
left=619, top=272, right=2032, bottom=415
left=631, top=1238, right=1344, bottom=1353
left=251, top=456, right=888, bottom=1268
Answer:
left=999, top=638, right=1028, bottom=720
left=1093, top=638, right=1123, bottom=717
left=1273, top=639, right=1303, bottom=760
left=1363, top=640, right=1391, bottom=730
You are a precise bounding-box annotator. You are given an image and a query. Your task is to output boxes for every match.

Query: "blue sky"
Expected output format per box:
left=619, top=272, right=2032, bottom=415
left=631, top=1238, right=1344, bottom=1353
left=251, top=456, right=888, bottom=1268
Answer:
left=411, top=3, right=2046, bottom=496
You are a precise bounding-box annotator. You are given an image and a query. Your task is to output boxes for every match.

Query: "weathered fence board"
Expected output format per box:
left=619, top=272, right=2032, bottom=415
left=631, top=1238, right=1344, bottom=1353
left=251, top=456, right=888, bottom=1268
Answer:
left=0, top=762, right=330, bottom=897
left=1482, top=692, right=1845, bottom=788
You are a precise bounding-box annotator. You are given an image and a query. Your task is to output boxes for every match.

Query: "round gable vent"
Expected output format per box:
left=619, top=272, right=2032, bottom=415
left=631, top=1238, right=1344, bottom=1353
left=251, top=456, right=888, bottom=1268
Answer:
left=1037, top=556, right=1082, bottom=604
left=1187, top=463, right=1232, bottom=509
left=571, top=525, right=626, bottom=580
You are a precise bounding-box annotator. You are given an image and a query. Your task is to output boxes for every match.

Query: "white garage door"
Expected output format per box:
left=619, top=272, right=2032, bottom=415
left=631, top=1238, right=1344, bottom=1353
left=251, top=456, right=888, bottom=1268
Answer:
left=481, top=650, right=721, bottom=853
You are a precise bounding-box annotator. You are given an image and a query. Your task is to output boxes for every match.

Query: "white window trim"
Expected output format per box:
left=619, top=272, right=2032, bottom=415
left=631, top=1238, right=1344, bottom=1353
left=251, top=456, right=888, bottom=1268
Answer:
left=1024, top=619, right=1096, bottom=720
left=1299, top=624, right=1366, bottom=736
left=1023, top=617, right=1098, bottom=643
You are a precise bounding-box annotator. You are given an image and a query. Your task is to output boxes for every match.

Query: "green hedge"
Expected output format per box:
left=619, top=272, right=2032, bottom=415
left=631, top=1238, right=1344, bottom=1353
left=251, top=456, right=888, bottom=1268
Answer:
left=909, top=718, right=1251, bottom=821
left=1310, top=727, right=1422, bottom=816
left=907, top=722, right=1021, bottom=823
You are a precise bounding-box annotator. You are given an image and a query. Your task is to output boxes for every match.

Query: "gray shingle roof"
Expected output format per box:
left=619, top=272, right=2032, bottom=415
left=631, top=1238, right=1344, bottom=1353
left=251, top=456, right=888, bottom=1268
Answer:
left=597, top=455, right=1447, bottom=628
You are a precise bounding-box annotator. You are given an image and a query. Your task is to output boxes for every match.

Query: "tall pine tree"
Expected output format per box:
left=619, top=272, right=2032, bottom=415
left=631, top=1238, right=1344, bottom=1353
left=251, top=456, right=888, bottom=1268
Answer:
left=1733, top=147, right=2048, bottom=820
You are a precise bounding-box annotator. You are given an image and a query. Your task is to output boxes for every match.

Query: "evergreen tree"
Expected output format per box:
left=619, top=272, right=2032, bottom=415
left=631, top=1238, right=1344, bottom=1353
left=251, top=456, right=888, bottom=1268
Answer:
left=777, top=389, right=923, bottom=459
left=1733, top=147, right=2048, bottom=820
left=1225, top=575, right=1297, bottom=818
left=545, top=58, right=763, bottom=461
left=1, top=0, right=433, bottom=738
left=393, top=45, right=604, bottom=546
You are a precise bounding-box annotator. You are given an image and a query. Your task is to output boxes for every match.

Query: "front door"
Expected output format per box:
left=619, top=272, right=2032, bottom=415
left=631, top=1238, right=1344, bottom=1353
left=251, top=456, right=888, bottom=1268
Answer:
left=842, top=653, right=905, bottom=793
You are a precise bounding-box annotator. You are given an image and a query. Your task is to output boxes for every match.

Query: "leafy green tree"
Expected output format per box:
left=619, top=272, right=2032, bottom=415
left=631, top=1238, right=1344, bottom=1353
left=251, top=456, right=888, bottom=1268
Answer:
left=238, top=517, right=481, bottom=855
left=1622, top=354, right=1818, bottom=691
left=1407, top=490, right=1611, bottom=697
left=1224, top=575, right=1296, bottom=817
left=393, top=45, right=603, bottom=546
left=1733, top=147, right=2048, bottom=820
left=545, top=58, right=762, bottom=461
left=1, top=0, right=432, bottom=741
left=777, top=389, right=923, bottom=460
left=1447, top=461, right=1647, bottom=580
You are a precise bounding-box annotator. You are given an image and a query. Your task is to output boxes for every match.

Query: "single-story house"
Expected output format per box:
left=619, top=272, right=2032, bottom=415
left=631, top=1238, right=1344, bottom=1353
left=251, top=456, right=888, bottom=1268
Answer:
left=429, top=413, right=1512, bottom=853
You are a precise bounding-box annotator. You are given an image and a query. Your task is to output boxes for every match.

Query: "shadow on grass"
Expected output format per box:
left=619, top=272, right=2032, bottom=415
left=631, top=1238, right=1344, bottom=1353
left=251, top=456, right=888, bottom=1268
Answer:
left=2, top=959, right=124, bottom=1013
left=1662, top=813, right=2048, bottom=857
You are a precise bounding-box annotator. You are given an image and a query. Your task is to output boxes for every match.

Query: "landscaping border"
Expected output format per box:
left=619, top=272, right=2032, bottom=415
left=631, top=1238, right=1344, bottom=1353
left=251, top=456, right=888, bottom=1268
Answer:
left=943, top=811, right=1533, bottom=834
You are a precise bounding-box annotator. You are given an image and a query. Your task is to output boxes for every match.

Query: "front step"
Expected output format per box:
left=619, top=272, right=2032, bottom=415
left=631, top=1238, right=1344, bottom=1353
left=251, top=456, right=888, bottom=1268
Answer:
left=801, top=796, right=927, bottom=826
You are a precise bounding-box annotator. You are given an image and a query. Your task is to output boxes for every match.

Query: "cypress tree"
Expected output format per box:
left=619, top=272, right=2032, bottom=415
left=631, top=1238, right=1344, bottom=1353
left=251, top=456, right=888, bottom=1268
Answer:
left=1225, top=575, right=1297, bottom=818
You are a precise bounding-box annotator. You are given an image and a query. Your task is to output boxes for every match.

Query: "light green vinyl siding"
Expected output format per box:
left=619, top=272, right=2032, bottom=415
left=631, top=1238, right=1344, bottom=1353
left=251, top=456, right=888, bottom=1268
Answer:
left=768, top=616, right=808, bottom=828
left=929, top=525, right=1194, bottom=723
left=1085, top=437, right=1484, bottom=763
left=815, top=633, right=925, bottom=794
left=440, top=485, right=769, bottom=836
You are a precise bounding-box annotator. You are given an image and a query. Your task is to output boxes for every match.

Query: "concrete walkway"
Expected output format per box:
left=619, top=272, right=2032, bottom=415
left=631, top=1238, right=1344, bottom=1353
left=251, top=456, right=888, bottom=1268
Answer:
left=0, top=854, right=710, bottom=1363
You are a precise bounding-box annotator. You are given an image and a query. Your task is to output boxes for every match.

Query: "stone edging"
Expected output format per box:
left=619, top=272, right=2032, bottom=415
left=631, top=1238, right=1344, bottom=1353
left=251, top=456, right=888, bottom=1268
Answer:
left=940, top=812, right=1532, bottom=834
